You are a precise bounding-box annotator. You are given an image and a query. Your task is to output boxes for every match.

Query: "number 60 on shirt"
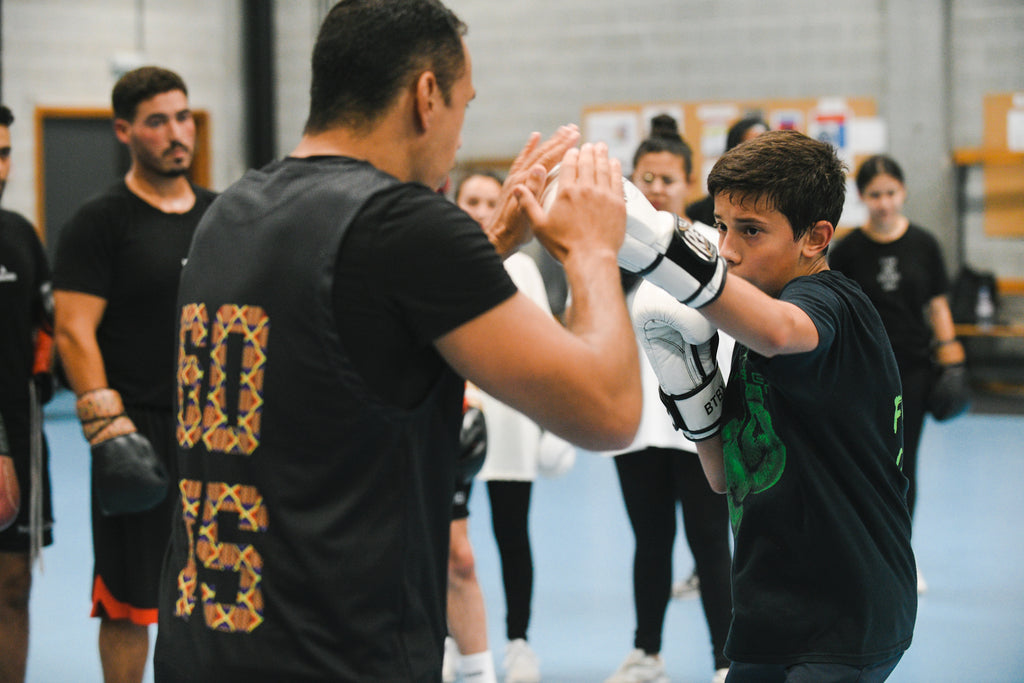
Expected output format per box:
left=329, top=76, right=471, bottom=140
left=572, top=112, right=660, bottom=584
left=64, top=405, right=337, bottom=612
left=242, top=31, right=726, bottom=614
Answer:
left=172, top=302, right=271, bottom=633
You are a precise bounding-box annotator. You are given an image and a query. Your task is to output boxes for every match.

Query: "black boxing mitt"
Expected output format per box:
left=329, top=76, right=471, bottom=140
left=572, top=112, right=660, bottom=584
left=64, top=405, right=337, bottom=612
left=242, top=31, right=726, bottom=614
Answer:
left=927, top=362, right=971, bottom=422
left=76, top=388, right=169, bottom=515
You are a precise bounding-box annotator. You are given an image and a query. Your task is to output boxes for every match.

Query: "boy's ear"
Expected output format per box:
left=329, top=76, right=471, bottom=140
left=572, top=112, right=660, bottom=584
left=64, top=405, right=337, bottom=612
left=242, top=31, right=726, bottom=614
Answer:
left=803, top=220, right=834, bottom=258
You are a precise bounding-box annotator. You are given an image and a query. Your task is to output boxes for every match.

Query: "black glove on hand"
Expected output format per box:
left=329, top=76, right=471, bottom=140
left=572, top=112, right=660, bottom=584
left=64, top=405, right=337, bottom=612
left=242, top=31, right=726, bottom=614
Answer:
left=76, top=388, right=169, bottom=516
left=927, top=362, right=971, bottom=422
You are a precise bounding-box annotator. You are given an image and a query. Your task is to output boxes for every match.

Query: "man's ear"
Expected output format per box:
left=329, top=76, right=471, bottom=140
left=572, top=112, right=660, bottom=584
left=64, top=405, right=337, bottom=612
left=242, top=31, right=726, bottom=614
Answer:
left=413, top=71, right=439, bottom=134
left=803, top=219, right=834, bottom=258
left=113, top=118, right=132, bottom=145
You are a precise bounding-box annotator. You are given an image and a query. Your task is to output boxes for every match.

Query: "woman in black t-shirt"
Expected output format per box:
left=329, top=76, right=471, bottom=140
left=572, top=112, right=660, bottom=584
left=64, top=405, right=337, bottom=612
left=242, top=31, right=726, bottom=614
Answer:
left=829, top=155, right=965, bottom=594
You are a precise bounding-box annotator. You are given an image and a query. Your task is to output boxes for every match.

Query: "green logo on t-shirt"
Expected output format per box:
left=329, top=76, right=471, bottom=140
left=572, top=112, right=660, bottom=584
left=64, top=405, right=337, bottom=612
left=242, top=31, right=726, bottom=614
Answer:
left=894, top=394, right=904, bottom=469
left=722, top=353, right=786, bottom=534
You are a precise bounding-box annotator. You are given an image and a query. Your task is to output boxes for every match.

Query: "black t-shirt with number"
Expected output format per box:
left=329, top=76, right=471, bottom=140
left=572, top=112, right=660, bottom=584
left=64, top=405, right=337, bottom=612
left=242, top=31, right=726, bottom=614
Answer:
left=155, top=157, right=515, bottom=682
left=829, top=224, right=948, bottom=364
left=721, top=270, right=917, bottom=667
left=52, top=181, right=217, bottom=409
left=0, top=209, right=50, bottom=412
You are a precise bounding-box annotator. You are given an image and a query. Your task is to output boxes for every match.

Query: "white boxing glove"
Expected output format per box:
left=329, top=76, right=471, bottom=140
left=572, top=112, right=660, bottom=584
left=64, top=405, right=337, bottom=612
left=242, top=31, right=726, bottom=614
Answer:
left=631, top=280, right=726, bottom=441
left=541, top=166, right=726, bottom=308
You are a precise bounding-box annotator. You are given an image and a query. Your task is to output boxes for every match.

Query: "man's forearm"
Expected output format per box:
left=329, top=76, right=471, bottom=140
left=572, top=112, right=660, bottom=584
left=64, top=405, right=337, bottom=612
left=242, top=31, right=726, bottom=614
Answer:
left=560, top=248, right=641, bottom=443
left=54, top=330, right=108, bottom=396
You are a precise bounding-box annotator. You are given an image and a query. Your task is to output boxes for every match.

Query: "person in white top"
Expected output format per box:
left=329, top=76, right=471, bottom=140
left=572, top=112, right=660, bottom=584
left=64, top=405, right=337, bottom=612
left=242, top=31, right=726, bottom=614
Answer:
left=602, top=115, right=733, bottom=683
left=445, top=173, right=575, bottom=683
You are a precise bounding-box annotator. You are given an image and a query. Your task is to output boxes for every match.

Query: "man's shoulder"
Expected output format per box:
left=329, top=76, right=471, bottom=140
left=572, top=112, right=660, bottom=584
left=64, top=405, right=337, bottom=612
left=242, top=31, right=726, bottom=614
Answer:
left=0, top=207, right=35, bottom=234
left=67, top=182, right=133, bottom=223
left=191, top=183, right=219, bottom=206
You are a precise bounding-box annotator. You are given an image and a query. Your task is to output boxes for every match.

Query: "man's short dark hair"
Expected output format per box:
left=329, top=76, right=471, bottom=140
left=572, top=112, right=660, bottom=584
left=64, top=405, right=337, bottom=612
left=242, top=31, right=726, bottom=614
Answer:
left=111, top=66, right=188, bottom=122
left=0, top=105, right=13, bottom=128
left=304, top=0, right=467, bottom=134
left=707, top=130, right=847, bottom=240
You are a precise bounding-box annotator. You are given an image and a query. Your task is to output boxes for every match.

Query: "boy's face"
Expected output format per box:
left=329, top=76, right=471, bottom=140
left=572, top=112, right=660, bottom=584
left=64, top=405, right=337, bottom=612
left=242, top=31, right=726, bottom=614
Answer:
left=714, top=193, right=808, bottom=297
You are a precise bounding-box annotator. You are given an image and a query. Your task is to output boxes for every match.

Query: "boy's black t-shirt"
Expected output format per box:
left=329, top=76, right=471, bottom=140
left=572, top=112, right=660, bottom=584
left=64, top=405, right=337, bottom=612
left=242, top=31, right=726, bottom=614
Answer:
left=722, top=270, right=917, bottom=666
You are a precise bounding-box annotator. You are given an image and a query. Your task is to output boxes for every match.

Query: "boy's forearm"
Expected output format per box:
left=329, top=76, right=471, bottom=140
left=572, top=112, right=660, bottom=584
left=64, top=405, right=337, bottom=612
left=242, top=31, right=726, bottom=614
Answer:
left=700, top=274, right=819, bottom=357
left=696, top=434, right=727, bottom=493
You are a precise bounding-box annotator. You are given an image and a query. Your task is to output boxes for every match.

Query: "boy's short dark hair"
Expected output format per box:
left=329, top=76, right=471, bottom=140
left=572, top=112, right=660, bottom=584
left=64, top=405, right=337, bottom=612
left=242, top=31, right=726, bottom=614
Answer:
left=305, top=0, right=467, bottom=134
left=707, top=130, right=847, bottom=240
left=111, top=66, right=188, bottom=122
left=0, top=105, right=13, bottom=127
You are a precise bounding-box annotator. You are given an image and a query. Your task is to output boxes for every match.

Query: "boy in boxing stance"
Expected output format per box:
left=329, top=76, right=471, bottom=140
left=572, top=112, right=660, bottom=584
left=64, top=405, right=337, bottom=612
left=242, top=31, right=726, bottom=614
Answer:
left=626, top=130, right=916, bottom=682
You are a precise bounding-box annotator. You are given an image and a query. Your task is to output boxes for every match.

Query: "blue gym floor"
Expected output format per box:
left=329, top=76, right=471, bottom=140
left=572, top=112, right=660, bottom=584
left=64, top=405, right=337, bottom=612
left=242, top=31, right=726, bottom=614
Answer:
left=24, top=389, right=1024, bottom=682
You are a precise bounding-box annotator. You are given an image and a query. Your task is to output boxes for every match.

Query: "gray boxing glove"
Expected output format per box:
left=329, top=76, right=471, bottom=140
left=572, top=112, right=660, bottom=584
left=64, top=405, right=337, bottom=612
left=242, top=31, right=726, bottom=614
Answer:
left=76, top=388, right=169, bottom=516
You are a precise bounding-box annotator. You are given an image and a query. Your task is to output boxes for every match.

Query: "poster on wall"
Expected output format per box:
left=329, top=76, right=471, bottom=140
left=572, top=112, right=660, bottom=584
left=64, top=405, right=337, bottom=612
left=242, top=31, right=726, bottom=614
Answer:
left=584, top=110, right=641, bottom=167
left=1008, top=94, right=1024, bottom=151
left=849, top=116, right=888, bottom=155
left=770, top=109, right=804, bottom=132
left=696, top=104, right=740, bottom=194
left=697, top=104, right=740, bottom=159
left=809, top=98, right=853, bottom=166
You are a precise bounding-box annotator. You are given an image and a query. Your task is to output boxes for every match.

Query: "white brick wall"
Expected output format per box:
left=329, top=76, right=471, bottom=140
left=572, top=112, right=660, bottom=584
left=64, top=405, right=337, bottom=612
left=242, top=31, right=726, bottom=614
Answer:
left=3, top=0, right=1023, bottom=276
left=1, top=0, right=245, bottom=225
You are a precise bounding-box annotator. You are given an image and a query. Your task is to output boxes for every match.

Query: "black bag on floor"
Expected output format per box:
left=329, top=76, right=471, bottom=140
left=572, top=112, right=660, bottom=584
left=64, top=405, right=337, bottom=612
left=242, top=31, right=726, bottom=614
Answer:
left=949, top=266, right=999, bottom=324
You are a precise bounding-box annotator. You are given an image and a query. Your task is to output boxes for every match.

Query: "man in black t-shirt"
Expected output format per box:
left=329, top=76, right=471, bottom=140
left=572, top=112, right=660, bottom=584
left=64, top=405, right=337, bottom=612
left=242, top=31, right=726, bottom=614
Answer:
left=0, top=103, right=56, bottom=683
left=52, top=68, right=215, bottom=683
left=633, top=131, right=916, bottom=682
left=152, top=2, right=642, bottom=681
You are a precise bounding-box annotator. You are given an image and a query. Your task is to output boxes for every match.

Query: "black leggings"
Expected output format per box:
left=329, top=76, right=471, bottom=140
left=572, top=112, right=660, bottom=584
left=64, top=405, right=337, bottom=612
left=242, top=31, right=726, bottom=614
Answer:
left=486, top=480, right=533, bottom=641
left=897, top=358, right=931, bottom=520
left=615, top=447, right=732, bottom=670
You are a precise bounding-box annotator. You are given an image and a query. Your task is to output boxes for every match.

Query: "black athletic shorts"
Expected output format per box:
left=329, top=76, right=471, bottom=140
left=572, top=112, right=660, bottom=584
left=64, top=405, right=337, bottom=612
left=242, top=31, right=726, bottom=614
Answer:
left=0, top=405, right=54, bottom=552
left=91, top=405, right=177, bottom=625
left=452, top=478, right=472, bottom=521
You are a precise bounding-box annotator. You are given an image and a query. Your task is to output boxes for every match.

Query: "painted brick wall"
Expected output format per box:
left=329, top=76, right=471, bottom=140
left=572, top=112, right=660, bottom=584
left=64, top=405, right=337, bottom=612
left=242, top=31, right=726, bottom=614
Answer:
left=3, top=0, right=1023, bottom=276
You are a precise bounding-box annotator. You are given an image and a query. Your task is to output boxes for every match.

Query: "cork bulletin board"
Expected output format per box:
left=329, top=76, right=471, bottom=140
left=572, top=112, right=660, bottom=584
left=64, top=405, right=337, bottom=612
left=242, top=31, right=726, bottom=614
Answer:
left=582, top=96, right=880, bottom=227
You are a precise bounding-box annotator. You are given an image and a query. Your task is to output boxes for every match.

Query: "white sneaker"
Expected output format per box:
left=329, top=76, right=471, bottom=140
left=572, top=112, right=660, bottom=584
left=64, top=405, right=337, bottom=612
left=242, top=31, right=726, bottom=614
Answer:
left=443, top=636, right=459, bottom=683
left=712, top=667, right=729, bottom=683
left=503, top=639, right=540, bottom=683
left=917, top=568, right=928, bottom=595
left=671, top=570, right=700, bottom=600
left=604, top=648, right=669, bottom=683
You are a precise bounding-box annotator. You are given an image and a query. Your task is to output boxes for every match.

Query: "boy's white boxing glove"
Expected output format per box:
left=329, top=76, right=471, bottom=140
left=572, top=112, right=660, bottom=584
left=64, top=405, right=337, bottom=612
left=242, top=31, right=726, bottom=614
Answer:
left=541, top=167, right=726, bottom=308
left=631, top=280, right=726, bottom=441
